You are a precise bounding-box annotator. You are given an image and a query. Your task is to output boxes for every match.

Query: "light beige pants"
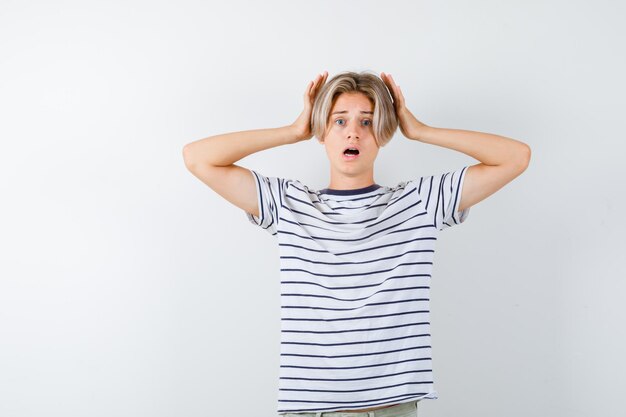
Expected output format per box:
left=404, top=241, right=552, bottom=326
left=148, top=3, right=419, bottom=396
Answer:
left=280, top=400, right=419, bottom=417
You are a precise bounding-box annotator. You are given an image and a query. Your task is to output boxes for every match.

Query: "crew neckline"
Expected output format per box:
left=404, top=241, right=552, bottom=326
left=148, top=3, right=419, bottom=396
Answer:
left=319, top=183, right=382, bottom=196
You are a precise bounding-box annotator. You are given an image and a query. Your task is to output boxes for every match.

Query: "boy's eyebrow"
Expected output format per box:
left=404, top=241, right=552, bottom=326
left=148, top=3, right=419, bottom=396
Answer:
left=331, top=110, right=374, bottom=115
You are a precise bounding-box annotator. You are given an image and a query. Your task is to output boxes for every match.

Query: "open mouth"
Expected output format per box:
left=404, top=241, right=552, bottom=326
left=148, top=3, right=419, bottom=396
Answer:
left=343, top=147, right=360, bottom=160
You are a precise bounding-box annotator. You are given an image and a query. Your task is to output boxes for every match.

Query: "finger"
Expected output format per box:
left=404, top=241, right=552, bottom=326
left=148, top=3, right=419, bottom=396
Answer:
left=311, top=73, right=321, bottom=89
left=312, top=72, right=326, bottom=96
left=310, top=81, right=320, bottom=98
left=305, top=80, right=315, bottom=102
left=389, top=77, right=401, bottom=97
left=385, top=80, right=397, bottom=100
left=396, top=87, right=405, bottom=106
left=310, top=73, right=322, bottom=93
left=381, top=72, right=390, bottom=86
left=382, top=73, right=398, bottom=99
left=317, top=71, right=327, bottom=87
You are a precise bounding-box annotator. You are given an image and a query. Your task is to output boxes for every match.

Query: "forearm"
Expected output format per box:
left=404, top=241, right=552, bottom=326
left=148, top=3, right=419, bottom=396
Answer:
left=410, top=125, right=530, bottom=167
left=183, top=124, right=300, bottom=167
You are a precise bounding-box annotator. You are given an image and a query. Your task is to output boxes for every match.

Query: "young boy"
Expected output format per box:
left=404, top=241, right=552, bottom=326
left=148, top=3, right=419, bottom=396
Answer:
left=183, top=70, right=530, bottom=416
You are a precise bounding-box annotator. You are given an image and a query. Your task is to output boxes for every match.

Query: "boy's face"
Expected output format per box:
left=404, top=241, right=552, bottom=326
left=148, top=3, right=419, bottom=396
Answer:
left=321, top=92, right=380, bottom=175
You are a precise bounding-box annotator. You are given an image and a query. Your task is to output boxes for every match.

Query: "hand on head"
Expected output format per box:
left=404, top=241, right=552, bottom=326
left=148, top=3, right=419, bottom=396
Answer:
left=380, top=72, right=427, bottom=140
left=380, top=72, right=407, bottom=114
left=291, top=71, right=329, bottom=142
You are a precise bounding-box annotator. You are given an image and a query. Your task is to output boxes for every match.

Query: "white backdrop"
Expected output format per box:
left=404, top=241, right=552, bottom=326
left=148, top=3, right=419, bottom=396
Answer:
left=1, top=1, right=624, bottom=416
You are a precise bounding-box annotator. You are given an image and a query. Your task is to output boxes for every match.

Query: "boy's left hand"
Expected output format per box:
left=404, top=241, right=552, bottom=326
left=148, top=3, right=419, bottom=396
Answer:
left=381, top=72, right=428, bottom=140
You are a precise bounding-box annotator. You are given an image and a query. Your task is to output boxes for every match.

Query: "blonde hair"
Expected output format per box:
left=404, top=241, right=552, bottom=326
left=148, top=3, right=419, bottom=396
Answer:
left=311, top=70, right=398, bottom=147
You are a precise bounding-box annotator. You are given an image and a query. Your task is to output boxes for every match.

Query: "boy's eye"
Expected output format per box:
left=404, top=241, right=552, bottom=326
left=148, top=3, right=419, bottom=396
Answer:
left=334, top=119, right=372, bottom=126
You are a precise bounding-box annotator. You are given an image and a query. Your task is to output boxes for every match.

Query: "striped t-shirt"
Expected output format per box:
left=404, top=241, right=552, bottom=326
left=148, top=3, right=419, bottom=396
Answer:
left=244, top=166, right=471, bottom=415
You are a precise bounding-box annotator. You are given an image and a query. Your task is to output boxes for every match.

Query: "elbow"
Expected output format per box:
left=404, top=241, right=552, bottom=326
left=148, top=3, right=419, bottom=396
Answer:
left=522, top=143, right=531, bottom=165
left=515, top=143, right=531, bottom=171
left=182, top=144, right=197, bottom=170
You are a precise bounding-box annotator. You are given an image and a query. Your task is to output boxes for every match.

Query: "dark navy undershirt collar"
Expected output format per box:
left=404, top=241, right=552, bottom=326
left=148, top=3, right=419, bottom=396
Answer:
left=319, top=183, right=381, bottom=196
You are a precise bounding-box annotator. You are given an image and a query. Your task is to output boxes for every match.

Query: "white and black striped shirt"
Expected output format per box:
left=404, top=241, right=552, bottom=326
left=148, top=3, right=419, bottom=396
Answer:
left=245, top=166, right=471, bottom=414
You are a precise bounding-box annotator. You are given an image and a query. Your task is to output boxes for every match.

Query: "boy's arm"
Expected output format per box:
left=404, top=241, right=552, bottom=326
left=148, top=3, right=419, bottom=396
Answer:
left=182, top=125, right=302, bottom=218
left=183, top=71, right=328, bottom=218
left=380, top=72, right=530, bottom=214
left=183, top=125, right=302, bottom=167
left=411, top=125, right=531, bottom=213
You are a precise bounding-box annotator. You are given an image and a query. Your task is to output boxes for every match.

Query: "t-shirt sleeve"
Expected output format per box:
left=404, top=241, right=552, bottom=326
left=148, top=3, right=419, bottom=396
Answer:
left=244, top=169, right=288, bottom=236
left=415, top=165, right=471, bottom=231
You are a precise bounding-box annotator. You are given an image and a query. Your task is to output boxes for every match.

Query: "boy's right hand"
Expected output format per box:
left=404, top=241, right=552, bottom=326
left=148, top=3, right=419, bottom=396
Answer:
left=290, top=71, right=328, bottom=143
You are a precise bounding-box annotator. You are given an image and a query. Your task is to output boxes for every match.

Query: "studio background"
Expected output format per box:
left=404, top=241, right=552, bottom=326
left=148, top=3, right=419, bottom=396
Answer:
left=1, top=1, right=624, bottom=416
